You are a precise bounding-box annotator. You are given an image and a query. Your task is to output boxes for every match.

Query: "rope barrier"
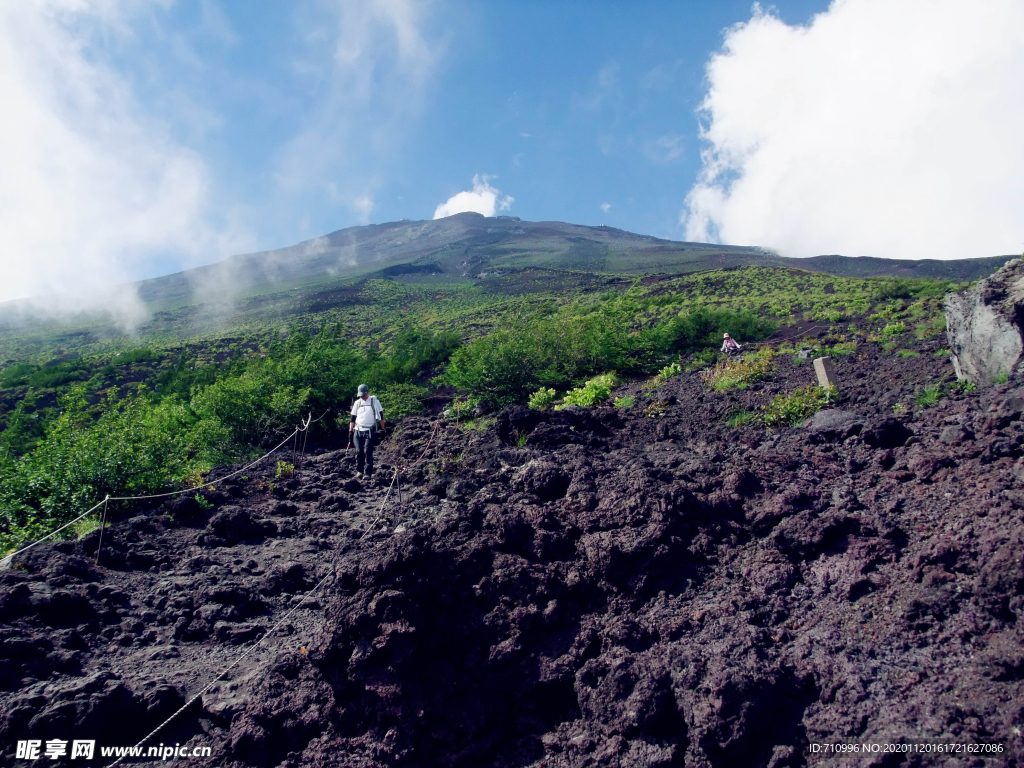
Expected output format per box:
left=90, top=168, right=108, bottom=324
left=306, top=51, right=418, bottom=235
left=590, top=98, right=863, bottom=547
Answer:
left=94, top=496, right=109, bottom=566
left=5, top=424, right=308, bottom=561
left=107, top=424, right=411, bottom=765
left=2, top=498, right=108, bottom=561
left=106, top=565, right=337, bottom=768
left=12, top=411, right=442, bottom=761
left=111, top=409, right=450, bottom=762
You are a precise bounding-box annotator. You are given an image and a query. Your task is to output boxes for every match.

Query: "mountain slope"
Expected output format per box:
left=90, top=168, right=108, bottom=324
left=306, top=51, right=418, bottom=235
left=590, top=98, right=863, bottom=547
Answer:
left=132, top=213, right=1014, bottom=308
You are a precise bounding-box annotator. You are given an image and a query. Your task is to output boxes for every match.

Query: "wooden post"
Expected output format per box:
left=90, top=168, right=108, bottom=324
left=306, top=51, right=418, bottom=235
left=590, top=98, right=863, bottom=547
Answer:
left=813, top=356, right=836, bottom=388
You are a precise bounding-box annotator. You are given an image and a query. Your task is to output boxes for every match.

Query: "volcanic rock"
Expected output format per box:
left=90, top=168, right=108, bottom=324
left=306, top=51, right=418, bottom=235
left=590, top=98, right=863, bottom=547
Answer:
left=946, top=255, right=1024, bottom=384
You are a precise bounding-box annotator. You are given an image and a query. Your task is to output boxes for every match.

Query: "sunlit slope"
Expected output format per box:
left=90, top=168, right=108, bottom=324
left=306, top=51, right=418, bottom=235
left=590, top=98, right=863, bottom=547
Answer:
left=130, top=212, right=1013, bottom=308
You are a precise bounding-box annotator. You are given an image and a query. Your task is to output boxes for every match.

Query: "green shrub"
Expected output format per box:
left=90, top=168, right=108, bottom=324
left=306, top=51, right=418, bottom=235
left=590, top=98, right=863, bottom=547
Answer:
left=377, top=383, right=429, bottom=420
left=873, top=278, right=915, bottom=301
left=528, top=387, right=558, bottom=410
left=685, top=348, right=719, bottom=371
left=762, top=385, right=837, bottom=428
left=441, top=304, right=775, bottom=405
left=702, top=350, right=776, bottom=391
left=275, top=461, right=295, bottom=479
left=613, top=395, right=635, bottom=409
left=114, top=348, right=158, bottom=366
left=934, top=347, right=952, bottom=356
left=0, top=363, right=37, bottom=388
left=829, top=341, right=858, bottom=355
left=951, top=379, right=977, bottom=393
left=0, top=387, right=207, bottom=553
left=190, top=366, right=310, bottom=447
left=881, top=322, right=907, bottom=337
left=654, top=361, right=682, bottom=383
left=559, top=374, right=616, bottom=408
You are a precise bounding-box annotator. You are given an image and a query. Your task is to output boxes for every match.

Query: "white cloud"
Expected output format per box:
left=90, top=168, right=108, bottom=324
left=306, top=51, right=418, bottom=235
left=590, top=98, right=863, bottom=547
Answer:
left=645, top=134, right=685, bottom=164
left=683, top=0, right=1024, bottom=259
left=574, top=60, right=620, bottom=111
left=0, top=0, right=250, bottom=307
left=433, top=175, right=513, bottom=219
left=600, top=203, right=612, bottom=214
left=277, top=0, right=444, bottom=212
left=353, top=194, right=375, bottom=224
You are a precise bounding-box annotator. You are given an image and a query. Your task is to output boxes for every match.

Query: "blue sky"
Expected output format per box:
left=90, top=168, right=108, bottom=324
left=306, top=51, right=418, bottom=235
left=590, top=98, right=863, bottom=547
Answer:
left=2, top=0, right=1023, bottom=302
left=127, top=1, right=830, bottom=247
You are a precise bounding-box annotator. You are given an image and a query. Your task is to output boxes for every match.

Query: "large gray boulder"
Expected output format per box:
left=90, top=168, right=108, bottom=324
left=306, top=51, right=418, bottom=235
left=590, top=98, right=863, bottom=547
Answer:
left=945, top=257, right=1024, bottom=384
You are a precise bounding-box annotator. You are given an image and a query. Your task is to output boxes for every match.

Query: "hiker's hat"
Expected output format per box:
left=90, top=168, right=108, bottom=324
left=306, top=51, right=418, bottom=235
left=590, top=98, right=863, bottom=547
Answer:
left=357, top=384, right=369, bottom=396
left=723, top=333, right=730, bottom=337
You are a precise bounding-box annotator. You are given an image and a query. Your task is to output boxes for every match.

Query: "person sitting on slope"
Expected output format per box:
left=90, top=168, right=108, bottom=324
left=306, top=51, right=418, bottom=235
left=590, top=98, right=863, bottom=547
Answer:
left=721, top=333, right=742, bottom=355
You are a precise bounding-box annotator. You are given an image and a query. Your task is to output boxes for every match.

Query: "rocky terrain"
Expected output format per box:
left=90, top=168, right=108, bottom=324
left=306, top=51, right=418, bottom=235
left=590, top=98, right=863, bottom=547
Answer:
left=3, top=330, right=1024, bottom=767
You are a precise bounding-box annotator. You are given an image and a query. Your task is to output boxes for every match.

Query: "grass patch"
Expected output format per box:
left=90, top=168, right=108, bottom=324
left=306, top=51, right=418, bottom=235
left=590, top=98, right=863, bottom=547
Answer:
left=71, top=515, right=102, bottom=539
left=914, top=383, right=945, bottom=408
left=726, top=410, right=758, bottom=427
left=613, top=395, right=635, bottom=409
left=896, top=349, right=920, bottom=358
left=763, top=385, right=837, bottom=428
left=460, top=415, right=496, bottom=432
left=934, top=348, right=951, bottom=356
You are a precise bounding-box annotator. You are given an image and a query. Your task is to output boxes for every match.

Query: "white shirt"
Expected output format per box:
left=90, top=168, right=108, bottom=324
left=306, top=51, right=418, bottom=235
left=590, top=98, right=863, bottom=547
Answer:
left=351, top=395, right=383, bottom=429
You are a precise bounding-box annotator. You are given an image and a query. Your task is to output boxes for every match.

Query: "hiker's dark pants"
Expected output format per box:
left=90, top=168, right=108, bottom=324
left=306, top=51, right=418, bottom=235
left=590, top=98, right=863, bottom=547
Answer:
left=353, top=428, right=376, bottom=475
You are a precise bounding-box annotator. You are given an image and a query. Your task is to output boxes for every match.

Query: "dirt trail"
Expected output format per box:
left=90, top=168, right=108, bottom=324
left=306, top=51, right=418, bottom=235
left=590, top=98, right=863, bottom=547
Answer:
left=3, top=335, right=1024, bottom=767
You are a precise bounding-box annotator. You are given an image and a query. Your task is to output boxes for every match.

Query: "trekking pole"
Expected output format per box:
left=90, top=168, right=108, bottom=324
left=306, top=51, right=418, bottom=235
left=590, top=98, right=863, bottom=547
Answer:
left=396, top=469, right=402, bottom=506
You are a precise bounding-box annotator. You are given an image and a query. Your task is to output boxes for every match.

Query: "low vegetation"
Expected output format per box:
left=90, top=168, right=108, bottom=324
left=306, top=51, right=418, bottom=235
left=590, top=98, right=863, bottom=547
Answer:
left=0, top=263, right=962, bottom=552
left=762, top=385, right=838, bottom=428
left=559, top=373, right=616, bottom=409
left=702, top=349, right=777, bottom=391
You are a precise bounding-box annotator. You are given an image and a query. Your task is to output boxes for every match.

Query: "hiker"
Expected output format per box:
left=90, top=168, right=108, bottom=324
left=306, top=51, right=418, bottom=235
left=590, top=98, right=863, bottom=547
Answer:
left=349, top=384, right=385, bottom=478
left=721, top=332, right=741, bottom=355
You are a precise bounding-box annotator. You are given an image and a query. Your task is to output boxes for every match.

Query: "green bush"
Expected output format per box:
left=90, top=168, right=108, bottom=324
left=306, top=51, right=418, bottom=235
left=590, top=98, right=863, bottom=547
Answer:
left=685, top=347, right=719, bottom=371
left=559, top=374, right=616, bottom=408
left=762, top=385, right=837, bottom=428
left=654, top=361, right=682, bottom=383
left=829, top=341, right=858, bottom=355
left=441, top=304, right=776, bottom=405
left=377, top=383, right=429, bottom=420
left=881, top=322, right=907, bottom=337
left=190, top=364, right=310, bottom=447
left=0, top=387, right=207, bottom=553
left=873, top=278, right=915, bottom=301
left=528, top=387, right=558, bottom=410
left=0, top=362, right=37, bottom=388
left=702, top=350, right=776, bottom=391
